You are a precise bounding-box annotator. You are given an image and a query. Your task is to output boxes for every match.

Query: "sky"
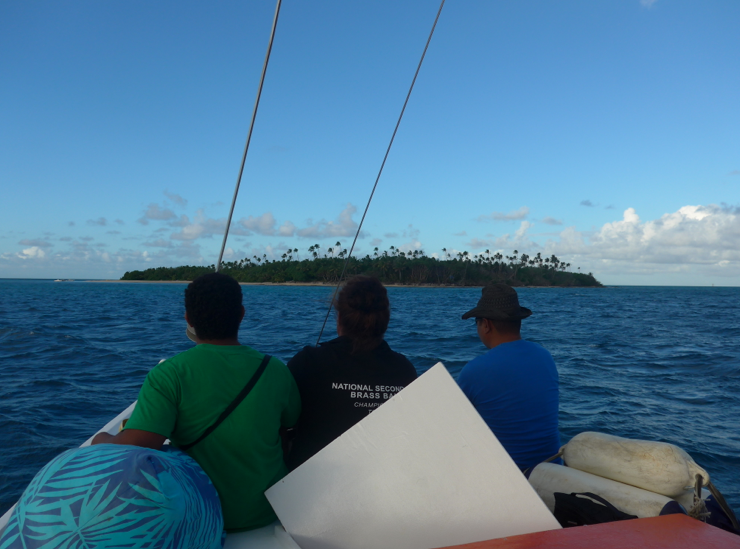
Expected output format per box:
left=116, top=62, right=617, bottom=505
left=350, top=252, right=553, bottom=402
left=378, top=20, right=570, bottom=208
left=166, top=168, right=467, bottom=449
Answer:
left=1, top=0, right=739, bottom=285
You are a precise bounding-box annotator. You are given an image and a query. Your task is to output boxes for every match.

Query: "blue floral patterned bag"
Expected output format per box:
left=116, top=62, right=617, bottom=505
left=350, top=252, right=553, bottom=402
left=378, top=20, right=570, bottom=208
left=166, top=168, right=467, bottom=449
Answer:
left=0, top=444, right=224, bottom=549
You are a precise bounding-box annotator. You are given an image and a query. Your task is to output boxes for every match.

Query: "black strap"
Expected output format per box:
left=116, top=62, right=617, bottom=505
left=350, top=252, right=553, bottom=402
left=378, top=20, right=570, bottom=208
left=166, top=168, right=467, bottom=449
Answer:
left=571, top=492, right=624, bottom=513
left=179, top=354, right=271, bottom=451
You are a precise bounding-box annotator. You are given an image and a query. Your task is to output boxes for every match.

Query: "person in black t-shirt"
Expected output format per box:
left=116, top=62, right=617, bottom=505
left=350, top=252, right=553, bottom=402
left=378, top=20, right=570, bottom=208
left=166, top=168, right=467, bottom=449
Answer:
left=286, top=275, right=417, bottom=470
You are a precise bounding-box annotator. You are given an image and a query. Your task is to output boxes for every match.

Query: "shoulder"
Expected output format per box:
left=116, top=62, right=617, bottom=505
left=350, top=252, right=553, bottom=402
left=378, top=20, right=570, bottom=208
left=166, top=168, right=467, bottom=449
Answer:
left=143, top=349, right=194, bottom=382
left=263, top=352, right=291, bottom=380
left=463, top=345, right=501, bottom=369
left=235, top=345, right=289, bottom=374
left=378, top=342, right=417, bottom=378
left=458, top=344, right=511, bottom=384
left=288, top=337, right=345, bottom=368
left=459, top=351, right=491, bottom=379
left=517, top=340, right=556, bottom=362
left=157, top=345, right=209, bottom=371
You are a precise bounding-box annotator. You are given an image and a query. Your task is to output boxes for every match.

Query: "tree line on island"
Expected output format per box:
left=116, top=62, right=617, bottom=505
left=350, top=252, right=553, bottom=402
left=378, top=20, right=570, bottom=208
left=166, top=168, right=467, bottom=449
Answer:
left=121, top=244, right=602, bottom=287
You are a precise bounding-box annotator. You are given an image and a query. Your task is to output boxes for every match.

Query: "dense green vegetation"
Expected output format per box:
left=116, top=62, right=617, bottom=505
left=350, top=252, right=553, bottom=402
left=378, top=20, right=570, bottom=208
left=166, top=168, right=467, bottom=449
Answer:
left=121, top=245, right=602, bottom=287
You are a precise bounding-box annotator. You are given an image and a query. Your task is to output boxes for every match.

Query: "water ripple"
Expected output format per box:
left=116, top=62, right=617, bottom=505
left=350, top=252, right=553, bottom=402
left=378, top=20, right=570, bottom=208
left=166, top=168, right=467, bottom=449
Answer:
left=0, top=281, right=738, bottom=516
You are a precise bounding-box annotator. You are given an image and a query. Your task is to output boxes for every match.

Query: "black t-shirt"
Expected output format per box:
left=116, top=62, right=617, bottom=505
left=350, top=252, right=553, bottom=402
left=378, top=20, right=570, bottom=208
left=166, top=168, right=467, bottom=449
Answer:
left=286, top=336, right=417, bottom=470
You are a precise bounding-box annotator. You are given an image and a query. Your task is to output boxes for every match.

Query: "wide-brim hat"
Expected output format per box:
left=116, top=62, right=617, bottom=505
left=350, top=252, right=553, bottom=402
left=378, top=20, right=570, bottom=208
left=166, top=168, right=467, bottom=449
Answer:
left=461, top=283, right=532, bottom=320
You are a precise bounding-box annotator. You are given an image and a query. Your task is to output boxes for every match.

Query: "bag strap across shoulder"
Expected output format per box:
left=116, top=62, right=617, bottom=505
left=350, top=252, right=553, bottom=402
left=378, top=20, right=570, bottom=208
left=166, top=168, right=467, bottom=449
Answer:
left=179, top=353, right=271, bottom=451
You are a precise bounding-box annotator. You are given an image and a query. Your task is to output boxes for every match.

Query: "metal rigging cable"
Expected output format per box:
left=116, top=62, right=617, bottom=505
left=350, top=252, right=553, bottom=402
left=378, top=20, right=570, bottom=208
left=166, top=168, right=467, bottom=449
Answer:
left=216, top=0, right=283, bottom=273
left=315, top=0, right=447, bottom=346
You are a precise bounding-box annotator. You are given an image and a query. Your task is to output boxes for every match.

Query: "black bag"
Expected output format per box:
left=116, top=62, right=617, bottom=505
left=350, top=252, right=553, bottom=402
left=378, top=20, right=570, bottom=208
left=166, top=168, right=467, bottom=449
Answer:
left=553, top=491, right=638, bottom=528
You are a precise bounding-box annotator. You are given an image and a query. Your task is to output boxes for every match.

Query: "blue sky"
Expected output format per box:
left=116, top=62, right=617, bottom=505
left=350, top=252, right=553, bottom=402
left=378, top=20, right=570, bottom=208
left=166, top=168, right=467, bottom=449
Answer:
left=1, top=0, right=739, bottom=285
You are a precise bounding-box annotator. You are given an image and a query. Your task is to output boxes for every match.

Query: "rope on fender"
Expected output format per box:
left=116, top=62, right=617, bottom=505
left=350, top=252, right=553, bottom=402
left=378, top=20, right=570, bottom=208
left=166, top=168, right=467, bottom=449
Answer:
left=522, top=449, right=564, bottom=477
left=688, top=474, right=711, bottom=521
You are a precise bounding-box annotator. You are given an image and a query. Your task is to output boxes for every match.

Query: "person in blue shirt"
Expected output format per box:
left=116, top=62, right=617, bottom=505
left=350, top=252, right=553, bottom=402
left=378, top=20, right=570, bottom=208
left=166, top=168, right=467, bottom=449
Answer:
left=457, top=283, right=560, bottom=471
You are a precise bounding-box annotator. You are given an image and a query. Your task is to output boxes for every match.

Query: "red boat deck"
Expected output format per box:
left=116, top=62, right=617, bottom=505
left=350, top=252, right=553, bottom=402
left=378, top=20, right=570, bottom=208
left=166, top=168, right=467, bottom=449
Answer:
left=440, top=515, right=739, bottom=549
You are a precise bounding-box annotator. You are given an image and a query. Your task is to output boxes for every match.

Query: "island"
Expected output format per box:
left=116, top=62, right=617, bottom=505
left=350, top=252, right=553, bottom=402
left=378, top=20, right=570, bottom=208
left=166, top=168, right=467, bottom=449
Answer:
left=121, top=246, right=602, bottom=287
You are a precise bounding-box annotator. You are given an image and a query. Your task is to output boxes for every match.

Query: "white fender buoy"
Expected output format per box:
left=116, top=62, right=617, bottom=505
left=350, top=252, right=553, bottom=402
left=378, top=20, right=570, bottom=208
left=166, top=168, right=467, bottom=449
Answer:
left=561, top=432, right=708, bottom=497
left=528, top=462, right=677, bottom=518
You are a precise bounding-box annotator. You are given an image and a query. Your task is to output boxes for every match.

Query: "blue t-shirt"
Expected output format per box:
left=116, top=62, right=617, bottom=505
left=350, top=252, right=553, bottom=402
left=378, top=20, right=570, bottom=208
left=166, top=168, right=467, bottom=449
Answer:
left=457, top=339, right=560, bottom=470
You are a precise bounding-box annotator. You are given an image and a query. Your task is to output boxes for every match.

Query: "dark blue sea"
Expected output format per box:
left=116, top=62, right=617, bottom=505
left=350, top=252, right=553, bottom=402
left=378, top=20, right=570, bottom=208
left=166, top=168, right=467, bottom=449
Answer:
left=1, top=280, right=738, bottom=517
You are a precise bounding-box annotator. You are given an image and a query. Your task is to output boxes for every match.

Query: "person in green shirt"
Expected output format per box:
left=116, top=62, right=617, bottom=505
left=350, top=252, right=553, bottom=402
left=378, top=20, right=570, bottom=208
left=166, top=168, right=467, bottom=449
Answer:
left=92, top=273, right=301, bottom=532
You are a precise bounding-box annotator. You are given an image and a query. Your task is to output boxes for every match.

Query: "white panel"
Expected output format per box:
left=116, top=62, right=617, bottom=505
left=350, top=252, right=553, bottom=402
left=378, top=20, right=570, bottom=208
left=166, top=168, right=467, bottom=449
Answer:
left=266, top=363, right=560, bottom=549
left=224, top=523, right=301, bottom=549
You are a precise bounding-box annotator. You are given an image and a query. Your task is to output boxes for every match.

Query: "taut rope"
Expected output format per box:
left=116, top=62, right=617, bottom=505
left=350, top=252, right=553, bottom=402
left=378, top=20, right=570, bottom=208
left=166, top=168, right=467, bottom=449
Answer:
left=315, top=0, right=447, bottom=346
left=216, top=0, right=283, bottom=272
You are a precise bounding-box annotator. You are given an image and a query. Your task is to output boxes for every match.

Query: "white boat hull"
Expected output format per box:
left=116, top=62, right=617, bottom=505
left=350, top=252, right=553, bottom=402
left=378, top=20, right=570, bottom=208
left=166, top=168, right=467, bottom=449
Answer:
left=0, top=402, right=301, bottom=549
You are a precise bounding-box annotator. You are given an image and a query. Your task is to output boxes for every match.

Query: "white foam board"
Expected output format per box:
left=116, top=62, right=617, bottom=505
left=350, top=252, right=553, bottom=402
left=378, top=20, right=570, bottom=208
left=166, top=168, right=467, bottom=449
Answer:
left=224, top=523, right=301, bottom=549
left=266, top=363, right=560, bottom=549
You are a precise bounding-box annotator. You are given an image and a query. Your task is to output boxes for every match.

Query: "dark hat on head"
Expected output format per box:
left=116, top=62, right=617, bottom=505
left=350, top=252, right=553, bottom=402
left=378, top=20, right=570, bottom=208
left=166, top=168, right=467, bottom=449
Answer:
left=461, top=283, right=532, bottom=320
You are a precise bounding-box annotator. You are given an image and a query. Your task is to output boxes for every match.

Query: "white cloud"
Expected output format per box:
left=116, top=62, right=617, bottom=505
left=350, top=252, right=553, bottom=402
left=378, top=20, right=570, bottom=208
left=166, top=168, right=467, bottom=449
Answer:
left=18, top=246, right=46, bottom=259
left=138, top=204, right=177, bottom=225
left=161, top=205, right=358, bottom=244
left=164, top=191, right=188, bottom=207
left=19, top=239, right=53, bottom=248
left=1, top=235, right=207, bottom=278
left=143, top=239, right=173, bottom=248
left=278, top=221, right=296, bottom=236
left=541, top=217, right=563, bottom=226
left=494, top=221, right=538, bottom=250
left=640, top=0, right=658, bottom=7
left=170, top=210, right=226, bottom=241
left=399, top=241, right=422, bottom=254
left=232, top=213, right=296, bottom=237
left=392, top=225, right=422, bottom=255
left=297, top=204, right=359, bottom=239
left=170, top=215, right=191, bottom=228
left=465, top=221, right=538, bottom=252
left=467, top=237, right=493, bottom=249
left=545, top=205, right=740, bottom=279
left=478, top=206, right=529, bottom=222
left=240, top=212, right=279, bottom=236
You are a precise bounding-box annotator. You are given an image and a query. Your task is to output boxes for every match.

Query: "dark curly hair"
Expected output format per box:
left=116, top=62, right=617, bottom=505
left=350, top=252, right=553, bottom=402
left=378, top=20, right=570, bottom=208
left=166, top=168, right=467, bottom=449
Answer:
left=335, top=275, right=390, bottom=354
left=185, top=273, right=243, bottom=341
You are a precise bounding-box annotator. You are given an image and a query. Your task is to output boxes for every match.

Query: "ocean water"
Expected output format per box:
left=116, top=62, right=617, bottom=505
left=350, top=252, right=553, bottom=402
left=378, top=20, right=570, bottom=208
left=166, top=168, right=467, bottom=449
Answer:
left=1, top=279, right=738, bottom=517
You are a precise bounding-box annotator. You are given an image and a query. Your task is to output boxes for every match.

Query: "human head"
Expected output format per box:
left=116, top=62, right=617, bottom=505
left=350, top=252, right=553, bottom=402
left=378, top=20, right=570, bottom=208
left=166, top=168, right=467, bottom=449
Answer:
left=476, top=316, right=522, bottom=335
left=461, top=283, right=532, bottom=322
left=185, top=273, right=244, bottom=341
left=334, top=275, right=390, bottom=353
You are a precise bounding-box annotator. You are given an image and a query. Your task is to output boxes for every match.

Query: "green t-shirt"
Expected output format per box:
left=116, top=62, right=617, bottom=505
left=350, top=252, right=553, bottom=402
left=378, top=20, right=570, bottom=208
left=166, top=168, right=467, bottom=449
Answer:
left=125, top=344, right=301, bottom=532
